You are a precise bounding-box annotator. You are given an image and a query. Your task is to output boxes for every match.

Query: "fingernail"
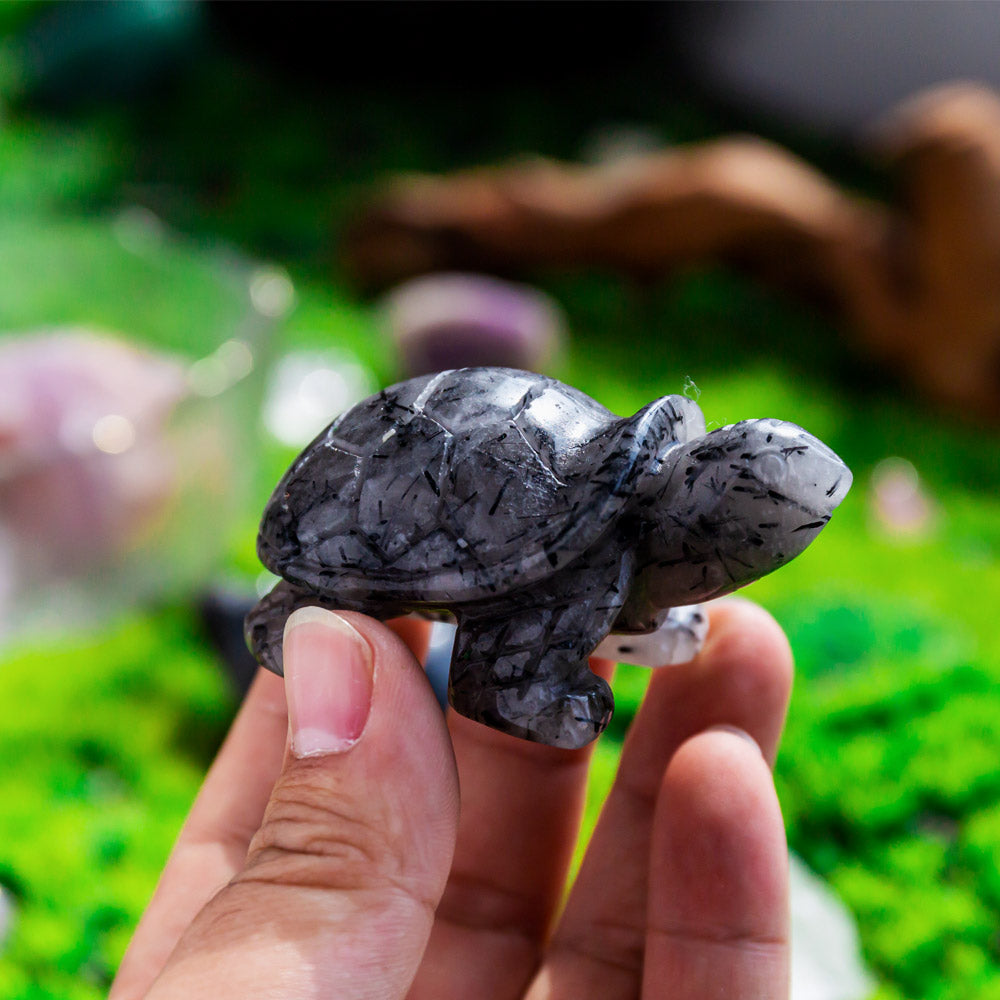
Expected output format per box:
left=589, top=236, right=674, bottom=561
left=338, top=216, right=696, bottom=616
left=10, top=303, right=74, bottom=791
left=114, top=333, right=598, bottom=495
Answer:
left=706, top=724, right=764, bottom=757
left=283, top=607, right=374, bottom=757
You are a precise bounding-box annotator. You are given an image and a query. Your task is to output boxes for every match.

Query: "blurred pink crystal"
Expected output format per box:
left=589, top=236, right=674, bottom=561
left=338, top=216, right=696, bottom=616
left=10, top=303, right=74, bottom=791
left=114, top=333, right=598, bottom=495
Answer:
left=869, top=456, right=937, bottom=540
left=0, top=329, right=188, bottom=587
left=381, top=272, right=565, bottom=377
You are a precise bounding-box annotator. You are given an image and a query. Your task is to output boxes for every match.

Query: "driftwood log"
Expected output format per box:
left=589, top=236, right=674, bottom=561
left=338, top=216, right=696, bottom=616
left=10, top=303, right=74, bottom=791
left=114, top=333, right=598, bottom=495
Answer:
left=343, top=83, right=1000, bottom=421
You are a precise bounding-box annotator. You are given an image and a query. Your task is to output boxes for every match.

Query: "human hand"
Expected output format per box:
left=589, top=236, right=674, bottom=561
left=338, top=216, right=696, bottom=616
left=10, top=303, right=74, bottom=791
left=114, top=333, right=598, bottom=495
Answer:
left=110, top=599, right=792, bottom=999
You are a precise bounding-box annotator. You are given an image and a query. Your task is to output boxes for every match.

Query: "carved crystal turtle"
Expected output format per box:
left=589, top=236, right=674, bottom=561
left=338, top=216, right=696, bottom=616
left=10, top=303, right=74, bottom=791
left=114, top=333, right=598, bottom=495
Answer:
left=246, top=367, right=851, bottom=748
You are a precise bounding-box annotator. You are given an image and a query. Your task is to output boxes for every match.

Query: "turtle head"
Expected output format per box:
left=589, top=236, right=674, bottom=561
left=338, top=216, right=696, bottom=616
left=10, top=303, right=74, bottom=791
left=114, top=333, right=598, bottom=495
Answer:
left=637, top=418, right=852, bottom=605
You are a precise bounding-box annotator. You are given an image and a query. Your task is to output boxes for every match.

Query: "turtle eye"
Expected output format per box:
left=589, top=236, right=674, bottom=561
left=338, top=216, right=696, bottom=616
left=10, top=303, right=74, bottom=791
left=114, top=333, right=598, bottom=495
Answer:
left=752, top=450, right=787, bottom=489
left=737, top=422, right=851, bottom=516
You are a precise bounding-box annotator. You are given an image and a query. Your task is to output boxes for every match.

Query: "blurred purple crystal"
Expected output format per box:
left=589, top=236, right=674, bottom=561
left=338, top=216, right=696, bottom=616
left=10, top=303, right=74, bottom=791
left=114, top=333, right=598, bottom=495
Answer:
left=380, top=272, right=564, bottom=377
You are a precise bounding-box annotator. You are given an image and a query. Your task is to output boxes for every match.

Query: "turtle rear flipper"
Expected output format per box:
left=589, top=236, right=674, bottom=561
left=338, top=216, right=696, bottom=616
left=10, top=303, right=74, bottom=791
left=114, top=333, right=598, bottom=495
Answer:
left=449, top=618, right=614, bottom=749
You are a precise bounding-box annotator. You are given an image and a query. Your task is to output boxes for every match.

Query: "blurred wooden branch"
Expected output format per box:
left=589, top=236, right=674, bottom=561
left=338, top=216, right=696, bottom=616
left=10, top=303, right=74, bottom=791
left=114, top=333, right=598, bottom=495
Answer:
left=343, top=83, right=1000, bottom=421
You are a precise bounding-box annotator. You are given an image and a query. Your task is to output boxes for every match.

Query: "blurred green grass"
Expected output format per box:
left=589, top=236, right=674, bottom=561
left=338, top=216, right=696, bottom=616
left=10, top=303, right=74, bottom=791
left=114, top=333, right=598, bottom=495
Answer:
left=1, top=23, right=999, bottom=999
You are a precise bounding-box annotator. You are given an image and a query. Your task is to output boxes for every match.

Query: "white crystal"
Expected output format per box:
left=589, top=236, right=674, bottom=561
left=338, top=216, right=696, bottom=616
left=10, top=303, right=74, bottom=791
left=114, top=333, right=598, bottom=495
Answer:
left=0, top=886, right=14, bottom=951
left=594, top=605, right=709, bottom=666
left=790, top=854, right=875, bottom=1000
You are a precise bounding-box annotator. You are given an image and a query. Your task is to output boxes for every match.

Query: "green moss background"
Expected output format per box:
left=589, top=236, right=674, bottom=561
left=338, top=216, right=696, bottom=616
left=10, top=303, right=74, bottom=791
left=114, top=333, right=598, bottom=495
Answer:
left=1, top=6, right=999, bottom=997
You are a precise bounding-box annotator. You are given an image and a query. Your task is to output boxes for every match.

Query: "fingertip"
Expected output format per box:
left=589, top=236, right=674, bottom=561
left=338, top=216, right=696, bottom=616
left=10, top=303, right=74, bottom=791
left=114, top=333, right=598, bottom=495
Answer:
left=663, top=727, right=769, bottom=816
left=655, top=728, right=789, bottom=935
left=697, top=600, right=794, bottom=764
left=632, top=599, right=792, bottom=771
left=309, top=613, right=454, bottom=772
left=704, top=598, right=793, bottom=680
left=646, top=725, right=791, bottom=992
left=703, top=723, right=765, bottom=756
left=277, top=609, right=457, bottom=811
left=645, top=730, right=789, bottom=1000
left=283, top=609, right=375, bottom=757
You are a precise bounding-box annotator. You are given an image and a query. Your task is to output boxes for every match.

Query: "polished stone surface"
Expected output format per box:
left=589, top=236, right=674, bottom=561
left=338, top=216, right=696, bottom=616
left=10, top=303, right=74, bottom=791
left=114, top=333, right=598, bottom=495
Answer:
left=247, top=367, right=851, bottom=748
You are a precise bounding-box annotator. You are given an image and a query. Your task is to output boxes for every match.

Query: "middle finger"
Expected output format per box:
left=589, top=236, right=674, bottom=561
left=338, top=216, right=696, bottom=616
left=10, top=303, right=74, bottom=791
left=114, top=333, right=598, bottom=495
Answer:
left=409, top=658, right=615, bottom=1000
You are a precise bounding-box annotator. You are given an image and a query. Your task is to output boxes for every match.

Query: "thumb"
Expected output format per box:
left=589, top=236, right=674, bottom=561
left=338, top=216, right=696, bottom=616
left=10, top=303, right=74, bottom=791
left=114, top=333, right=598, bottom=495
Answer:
left=149, top=607, right=460, bottom=1000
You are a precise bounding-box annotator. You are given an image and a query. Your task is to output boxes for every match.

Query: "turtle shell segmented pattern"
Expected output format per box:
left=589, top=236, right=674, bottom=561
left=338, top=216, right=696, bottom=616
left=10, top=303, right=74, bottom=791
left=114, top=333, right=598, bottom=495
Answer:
left=258, top=368, right=697, bottom=603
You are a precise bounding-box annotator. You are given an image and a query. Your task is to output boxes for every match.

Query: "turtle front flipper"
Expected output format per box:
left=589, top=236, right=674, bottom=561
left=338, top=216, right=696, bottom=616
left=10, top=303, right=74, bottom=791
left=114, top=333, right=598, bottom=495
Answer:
left=448, top=541, right=631, bottom=749
left=244, top=580, right=403, bottom=676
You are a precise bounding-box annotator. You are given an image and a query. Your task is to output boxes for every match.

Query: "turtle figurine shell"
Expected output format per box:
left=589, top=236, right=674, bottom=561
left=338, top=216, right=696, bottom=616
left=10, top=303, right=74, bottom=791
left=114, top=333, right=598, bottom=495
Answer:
left=246, top=367, right=851, bottom=748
